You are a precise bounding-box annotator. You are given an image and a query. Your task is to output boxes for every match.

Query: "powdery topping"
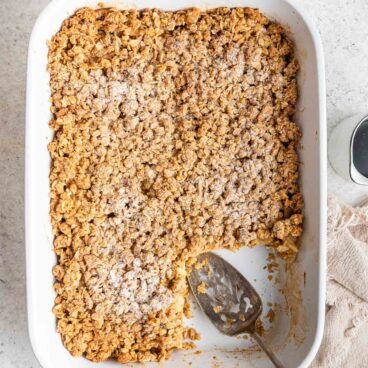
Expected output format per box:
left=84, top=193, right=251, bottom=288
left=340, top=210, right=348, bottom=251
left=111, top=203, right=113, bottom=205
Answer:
left=84, top=250, right=173, bottom=319
left=48, top=7, right=303, bottom=364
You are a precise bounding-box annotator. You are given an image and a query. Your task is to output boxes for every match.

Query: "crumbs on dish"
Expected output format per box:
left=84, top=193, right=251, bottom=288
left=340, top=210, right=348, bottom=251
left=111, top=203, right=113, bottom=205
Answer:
left=48, top=6, right=303, bottom=363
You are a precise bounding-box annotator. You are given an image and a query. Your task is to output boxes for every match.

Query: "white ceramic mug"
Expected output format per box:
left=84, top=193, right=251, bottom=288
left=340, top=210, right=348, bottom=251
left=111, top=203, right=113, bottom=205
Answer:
left=328, top=113, right=368, bottom=185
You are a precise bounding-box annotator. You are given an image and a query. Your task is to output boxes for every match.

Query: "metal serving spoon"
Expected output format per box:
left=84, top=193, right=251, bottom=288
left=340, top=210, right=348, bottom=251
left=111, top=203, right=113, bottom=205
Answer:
left=188, top=252, right=285, bottom=368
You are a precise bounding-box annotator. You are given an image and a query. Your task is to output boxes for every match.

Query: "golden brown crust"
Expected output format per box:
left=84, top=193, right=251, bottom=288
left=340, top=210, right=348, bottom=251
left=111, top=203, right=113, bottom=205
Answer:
left=48, top=7, right=303, bottom=363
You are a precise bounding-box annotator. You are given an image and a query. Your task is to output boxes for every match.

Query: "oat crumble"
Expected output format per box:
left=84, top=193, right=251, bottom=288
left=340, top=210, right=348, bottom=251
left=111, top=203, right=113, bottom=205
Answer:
left=48, top=7, right=303, bottom=363
left=213, top=305, right=223, bottom=314
left=197, top=282, right=207, bottom=294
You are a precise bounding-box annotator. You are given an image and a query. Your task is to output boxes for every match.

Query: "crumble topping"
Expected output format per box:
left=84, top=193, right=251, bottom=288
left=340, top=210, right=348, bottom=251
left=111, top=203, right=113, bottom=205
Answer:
left=48, top=6, right=303, bottom=363
left=197, top=282, right=207, bottom=294
left=213, top=305, right=223, bottom=314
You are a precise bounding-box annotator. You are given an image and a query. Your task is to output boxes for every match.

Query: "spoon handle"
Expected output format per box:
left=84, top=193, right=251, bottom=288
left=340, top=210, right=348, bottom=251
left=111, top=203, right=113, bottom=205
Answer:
left=250, top=332, right=285, bottom=368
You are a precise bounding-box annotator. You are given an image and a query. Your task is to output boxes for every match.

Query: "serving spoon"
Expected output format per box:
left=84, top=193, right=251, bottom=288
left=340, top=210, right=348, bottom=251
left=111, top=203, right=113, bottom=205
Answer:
left=188, top=252, right=285, bottom=368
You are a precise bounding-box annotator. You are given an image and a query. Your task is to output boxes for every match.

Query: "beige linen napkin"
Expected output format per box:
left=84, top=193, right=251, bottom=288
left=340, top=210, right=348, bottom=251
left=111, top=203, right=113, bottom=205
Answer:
left=311, top=196, right=368, bottom=367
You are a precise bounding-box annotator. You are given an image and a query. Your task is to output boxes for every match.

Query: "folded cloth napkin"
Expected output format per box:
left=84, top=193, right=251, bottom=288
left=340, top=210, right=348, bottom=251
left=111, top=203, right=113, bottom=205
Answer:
left=311, top=196, right=368, bottom=367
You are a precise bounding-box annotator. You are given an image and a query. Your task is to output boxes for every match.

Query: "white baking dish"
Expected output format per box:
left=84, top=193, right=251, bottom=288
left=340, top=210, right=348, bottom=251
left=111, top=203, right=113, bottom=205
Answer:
left=26, top=0, right=326, bottom=367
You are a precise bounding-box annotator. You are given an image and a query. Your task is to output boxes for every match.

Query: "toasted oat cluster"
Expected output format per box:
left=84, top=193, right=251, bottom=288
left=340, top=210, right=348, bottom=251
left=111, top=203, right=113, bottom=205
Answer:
left=48, top=7, right=303, bottom=363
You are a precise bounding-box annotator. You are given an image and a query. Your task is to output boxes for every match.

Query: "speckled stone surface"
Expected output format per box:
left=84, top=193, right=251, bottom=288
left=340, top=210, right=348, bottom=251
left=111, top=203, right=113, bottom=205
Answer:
left=1, top=1, right=368, bottom=367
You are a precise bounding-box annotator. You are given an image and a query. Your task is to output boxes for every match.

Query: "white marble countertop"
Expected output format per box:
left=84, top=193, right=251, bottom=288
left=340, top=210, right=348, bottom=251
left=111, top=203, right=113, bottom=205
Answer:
left=1, top=0, right=368, bottom=367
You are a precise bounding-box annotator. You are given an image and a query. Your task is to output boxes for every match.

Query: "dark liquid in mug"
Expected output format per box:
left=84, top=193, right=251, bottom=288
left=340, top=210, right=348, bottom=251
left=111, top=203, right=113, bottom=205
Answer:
left=353, top=119, right=368, bottom=178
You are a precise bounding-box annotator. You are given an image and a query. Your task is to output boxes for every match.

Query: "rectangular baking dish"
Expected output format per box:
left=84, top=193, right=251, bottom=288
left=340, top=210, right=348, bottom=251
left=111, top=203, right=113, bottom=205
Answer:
left=25, top=0, right=326, bottom=367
